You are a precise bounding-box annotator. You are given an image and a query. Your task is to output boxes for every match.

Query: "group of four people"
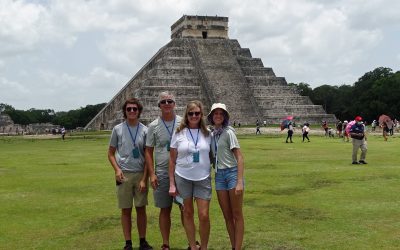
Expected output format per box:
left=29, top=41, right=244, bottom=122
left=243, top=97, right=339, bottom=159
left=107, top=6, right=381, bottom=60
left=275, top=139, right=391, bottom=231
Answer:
left=108, top=91, right=245, bottom=250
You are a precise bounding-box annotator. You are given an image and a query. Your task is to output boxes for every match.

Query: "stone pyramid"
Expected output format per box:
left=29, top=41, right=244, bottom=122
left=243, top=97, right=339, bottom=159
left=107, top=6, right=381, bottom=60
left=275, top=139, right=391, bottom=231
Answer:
left=85, top=15, right=336, bottom=130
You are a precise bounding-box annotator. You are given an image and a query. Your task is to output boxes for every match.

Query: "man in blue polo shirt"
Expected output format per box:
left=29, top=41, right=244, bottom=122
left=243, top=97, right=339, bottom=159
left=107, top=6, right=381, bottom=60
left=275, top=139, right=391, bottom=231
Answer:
left=349, top=116, right=368, bottom=164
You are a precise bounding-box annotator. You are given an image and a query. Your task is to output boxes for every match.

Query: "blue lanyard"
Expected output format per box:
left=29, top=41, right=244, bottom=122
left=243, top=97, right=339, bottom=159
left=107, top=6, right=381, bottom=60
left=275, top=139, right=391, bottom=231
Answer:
left=126, top=122, right=140, bottom=147
left=213, top=134, right=220, bottom=158
left=161, top=116, right=176, bottom=140
left=188, top=128, right=200, bottom=149
left=213, top=134, right=220, bottom=170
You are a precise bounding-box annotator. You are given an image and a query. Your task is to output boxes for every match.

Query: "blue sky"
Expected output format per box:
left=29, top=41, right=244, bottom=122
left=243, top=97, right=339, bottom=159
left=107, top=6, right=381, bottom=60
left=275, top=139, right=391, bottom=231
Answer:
left=1, top=0, right=399, bottom=111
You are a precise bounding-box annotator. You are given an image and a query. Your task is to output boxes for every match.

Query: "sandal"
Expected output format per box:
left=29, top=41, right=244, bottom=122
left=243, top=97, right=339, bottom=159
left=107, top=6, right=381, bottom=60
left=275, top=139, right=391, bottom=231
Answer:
left=161, top=244, right=170, bottom=250
left=187, top=241, right=200, bottom=250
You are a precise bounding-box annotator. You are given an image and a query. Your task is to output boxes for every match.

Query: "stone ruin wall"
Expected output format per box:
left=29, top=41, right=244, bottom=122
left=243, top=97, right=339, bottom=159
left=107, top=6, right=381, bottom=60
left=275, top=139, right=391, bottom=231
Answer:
left=0, top=113, right=60, bottom=135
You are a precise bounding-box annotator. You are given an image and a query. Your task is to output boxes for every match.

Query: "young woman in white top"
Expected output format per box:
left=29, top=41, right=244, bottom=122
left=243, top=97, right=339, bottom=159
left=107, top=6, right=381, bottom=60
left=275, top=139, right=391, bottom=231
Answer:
left=169, top=100, right=211, bottom=250
left=208, top=103, right=244, bottom=250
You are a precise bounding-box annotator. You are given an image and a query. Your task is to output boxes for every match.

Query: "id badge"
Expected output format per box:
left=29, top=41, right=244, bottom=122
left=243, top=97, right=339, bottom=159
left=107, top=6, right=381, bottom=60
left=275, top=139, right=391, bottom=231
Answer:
left=193, top=151, right=200, bottom=163
left=132, top=147, right=140, bottom=159
left=166, top=142, right=170, bottom=151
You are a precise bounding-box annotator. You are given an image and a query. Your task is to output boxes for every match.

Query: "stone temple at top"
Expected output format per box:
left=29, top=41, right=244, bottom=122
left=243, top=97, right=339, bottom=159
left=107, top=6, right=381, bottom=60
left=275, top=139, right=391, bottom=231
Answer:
left=85, top=15, right=336, bottom=130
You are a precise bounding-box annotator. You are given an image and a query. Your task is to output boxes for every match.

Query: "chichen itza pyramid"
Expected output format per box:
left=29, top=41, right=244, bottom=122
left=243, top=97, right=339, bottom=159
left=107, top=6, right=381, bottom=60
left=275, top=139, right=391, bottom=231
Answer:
left=85, top=15, right=336, bottom=130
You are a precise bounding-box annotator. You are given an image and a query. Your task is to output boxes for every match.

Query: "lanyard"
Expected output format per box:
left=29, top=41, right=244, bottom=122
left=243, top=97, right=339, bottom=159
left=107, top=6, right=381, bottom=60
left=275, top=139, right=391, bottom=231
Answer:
left=126, top=122, right=140, bottom=147
left=213, top=134, right=220, bottom=171
left=188, top=128, right=200, bottom=149
left=161, top=116, right=176, bottom=140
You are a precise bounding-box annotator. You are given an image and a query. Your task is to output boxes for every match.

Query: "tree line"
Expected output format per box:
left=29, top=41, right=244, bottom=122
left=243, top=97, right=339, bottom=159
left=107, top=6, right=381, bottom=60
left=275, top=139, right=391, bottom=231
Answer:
left=0, top=103, right=106, bottom=130
left=289, top=67, right=400, bottom=123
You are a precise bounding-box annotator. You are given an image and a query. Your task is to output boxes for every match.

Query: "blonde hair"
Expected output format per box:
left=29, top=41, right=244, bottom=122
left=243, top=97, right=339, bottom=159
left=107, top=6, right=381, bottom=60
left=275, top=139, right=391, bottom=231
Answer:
left=176, top=100, right=209, bottom=136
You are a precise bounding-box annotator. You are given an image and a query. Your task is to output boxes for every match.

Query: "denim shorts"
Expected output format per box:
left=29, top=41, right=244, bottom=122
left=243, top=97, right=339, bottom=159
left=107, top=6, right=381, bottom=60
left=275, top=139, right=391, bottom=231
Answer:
left=215, top=166, right=244, bottom=191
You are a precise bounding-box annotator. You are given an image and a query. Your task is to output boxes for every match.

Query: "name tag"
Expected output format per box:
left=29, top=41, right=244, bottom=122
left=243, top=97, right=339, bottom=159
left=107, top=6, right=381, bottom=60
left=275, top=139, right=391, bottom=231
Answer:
left=193, top=151, right=200, bottom=163
left=166, top=142, right=170, bottom=151
left=132, top=147, right=140, bottom=159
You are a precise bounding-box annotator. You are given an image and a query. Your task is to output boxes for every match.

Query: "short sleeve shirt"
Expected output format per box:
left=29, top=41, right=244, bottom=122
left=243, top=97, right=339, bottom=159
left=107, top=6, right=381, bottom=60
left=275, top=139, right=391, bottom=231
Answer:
left=109, top=121, right=147, bottom=172
left=146, top=116, right=182, bottom=179
left=170, top=128, right=211, bottom=181
left=211, top=127, right=240, bottom=170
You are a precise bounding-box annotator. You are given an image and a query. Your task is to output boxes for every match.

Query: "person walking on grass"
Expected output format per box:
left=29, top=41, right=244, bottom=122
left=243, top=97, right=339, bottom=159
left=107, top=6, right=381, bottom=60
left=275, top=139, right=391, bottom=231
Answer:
left=145, top=92, right=199, bottom=250
left=169, top=100, right=212, bottom=250
left=302, top=123, right=310, bottom=142
left=108, top=98, right=153, bottom=250
left=349, top=116, right=367, bottom=165
left=286, top=121, right=294, bottom=143
left=208, top=103, right=245, bottom=250
left=256, top=124, right=261, bottom=135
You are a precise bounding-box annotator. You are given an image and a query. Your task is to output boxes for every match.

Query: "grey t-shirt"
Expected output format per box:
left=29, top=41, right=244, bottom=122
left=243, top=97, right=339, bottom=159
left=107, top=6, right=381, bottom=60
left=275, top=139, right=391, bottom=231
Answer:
left=211, top=126, right=240, bottom=170
left=109, top=121, right=147, bottom=172
left=146, top=115, right=182, bottom=179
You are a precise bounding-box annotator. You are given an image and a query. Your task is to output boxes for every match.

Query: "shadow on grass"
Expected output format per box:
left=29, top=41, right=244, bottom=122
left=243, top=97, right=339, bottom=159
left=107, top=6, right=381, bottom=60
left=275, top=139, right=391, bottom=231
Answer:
left=265, top=204, right=328, bottom=221
left=78, top=215, right=119, bottom=233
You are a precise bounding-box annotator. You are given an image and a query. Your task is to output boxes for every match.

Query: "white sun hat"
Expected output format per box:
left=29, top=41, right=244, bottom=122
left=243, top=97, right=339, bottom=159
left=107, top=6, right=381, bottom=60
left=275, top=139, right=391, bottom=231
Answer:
left=207, top=103, right=230, bottom=124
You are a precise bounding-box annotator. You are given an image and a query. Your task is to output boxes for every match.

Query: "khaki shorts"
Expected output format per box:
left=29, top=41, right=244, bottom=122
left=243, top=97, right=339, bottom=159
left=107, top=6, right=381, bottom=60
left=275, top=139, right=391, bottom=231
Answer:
left=116, top=172, right=148, bottom=209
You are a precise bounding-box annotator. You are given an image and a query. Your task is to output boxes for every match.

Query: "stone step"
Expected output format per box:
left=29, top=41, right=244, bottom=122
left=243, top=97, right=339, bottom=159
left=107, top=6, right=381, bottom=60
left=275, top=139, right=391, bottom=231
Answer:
left=139, top=86, right=201, bottom=97
left=154, top=57, right=193, bottom=67
left=142, top=77, right=200, bottom=87
left=254, top=96, right=313, bottom=106
left=262, top=105, right=326, bottom=115
left=246, top=76, right=287, bottom=86
left=237, top=58, right=264, bottom=68
left=241, top=67, right=275, bottom=77
left=236, top=48, right=252, bottom=58
left=163, top=47, right=191, bottom=57
left=147, top=67, right=195, bottom=76
left=251, top=86, right=299, bottom=95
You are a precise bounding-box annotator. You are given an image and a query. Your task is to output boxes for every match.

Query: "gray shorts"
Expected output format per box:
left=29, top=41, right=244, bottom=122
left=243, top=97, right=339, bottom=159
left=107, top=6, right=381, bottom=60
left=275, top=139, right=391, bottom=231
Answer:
left=175, top=174, right=212, bottom=201
left=153, top=177, right=173, bottom=208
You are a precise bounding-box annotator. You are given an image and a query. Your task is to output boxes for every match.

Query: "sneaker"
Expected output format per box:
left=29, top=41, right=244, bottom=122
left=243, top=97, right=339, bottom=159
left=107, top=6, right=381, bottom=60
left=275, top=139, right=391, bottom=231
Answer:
left=358, top=160, right=368, bottom=164
left=139, top=240, right=153, bottom=250
left=352, top=161, right=359, bottom=165
left=123, top=244, right=133, bottom=250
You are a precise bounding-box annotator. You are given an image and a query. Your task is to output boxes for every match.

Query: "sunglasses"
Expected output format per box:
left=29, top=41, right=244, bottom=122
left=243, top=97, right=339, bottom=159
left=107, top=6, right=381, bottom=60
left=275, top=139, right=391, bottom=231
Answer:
left=188, top=111, right=201, bottom=117
left=126, top=107, right=138, bottom=112
left=159, top=99, right=175, bottom=105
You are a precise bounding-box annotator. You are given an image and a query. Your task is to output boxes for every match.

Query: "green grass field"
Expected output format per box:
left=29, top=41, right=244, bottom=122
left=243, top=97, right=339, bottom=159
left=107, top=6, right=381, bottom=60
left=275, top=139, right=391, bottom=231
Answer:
left=0, top=132, right=399, bottom=250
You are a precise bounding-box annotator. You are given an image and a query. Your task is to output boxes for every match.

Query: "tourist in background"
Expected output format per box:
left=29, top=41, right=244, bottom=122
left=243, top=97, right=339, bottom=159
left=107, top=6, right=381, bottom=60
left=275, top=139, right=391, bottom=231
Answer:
left=371, top=120, right=377, bottom=132
left=169, top=100, right=212, bottom=250
left=381, top=121, right=389, bottom=141
left=349, top=116, right=367, bottom=165
left=107, top=98, right=153, bottom=250
left=61, top=126, right=66, bottom=140
left=255, top=124, right=261, bottom=135
left=322, top=121, right=328, bottom=137
left=286, top=121, right=294, bottom=143
left=302, top=123, right=310, bottom=142
left=387, top=119, right=394, bottom=136
left=336, top=120, right=343, bottom=137
left=342, top=120, right=349, bottom=142
left=208, top=103, right=245, bottom=250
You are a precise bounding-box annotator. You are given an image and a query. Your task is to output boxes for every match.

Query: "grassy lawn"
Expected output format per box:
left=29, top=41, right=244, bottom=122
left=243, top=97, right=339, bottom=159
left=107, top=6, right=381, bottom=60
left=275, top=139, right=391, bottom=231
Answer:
left=0, top=132, right=399, bottom=249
